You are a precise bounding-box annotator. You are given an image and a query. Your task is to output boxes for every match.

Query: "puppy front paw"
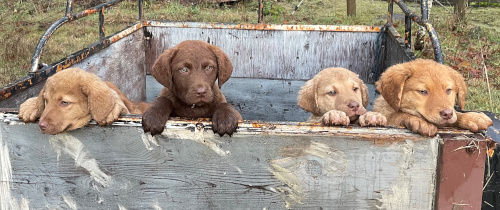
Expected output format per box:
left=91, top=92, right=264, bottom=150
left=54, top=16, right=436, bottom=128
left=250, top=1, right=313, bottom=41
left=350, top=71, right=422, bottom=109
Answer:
left=19, top=97, right=43, bottom=122
left=212, top=103, right=241, bottom=137
left=403, top=116, right=438, bottom=137
left=142, top=107, right=169, bottom=136
left=322, top=110, right=350, bottom=126
left=359, top=111, right=387, bottom=127
left=457, top=112, right=493, bottom=132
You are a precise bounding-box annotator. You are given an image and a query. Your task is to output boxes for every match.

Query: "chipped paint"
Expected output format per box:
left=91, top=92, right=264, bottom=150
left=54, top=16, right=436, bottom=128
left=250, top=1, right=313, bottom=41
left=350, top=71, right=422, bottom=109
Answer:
left=0, top=128, right=14, bottom=210
left=118, top=204, right=128, bottom=210
left=164, top=123, right=229, bottom=157
left=269, top=141, right=347, bottom=209
left=49, top=133, right=113, bottom=187
left=62, top=195, right=77, bottom=210
left=141, top=131, right=159, bottom=150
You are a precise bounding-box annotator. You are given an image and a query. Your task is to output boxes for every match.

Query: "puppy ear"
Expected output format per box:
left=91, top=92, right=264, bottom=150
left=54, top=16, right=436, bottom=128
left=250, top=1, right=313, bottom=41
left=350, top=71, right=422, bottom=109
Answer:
left=360, top=82, right=370, bottom=108
left=79, top=71, right=128, bottom=123
left=376, top=64, right=413, bottom=111
left=297, top=78, right=319, bottom=114
left=209, top=44, right=233, bottom=88
left=449, top=67, right=467, bottom=110
left=152, top=48, right=179, bottom=90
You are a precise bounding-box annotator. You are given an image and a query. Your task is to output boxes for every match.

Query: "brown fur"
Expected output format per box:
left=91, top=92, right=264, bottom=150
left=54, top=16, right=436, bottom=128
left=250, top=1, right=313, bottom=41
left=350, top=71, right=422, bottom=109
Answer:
left=18, top=68, right=150, bottom=135
left=142, top=40, right=242, bottom=136
left=298, top=67, right=387, bottom=126
left=372, top=59, right=493, bottom=136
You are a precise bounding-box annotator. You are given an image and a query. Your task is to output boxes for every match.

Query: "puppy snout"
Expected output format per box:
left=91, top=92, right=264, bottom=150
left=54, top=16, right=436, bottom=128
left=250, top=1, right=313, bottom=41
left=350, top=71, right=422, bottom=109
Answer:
left=440, top=109, right=453, bottom=120
left=196, top=87, right=207, bottom=97
left=348, top=102, right=360, bottom=112
left=39, top=121, right=48, bottom=131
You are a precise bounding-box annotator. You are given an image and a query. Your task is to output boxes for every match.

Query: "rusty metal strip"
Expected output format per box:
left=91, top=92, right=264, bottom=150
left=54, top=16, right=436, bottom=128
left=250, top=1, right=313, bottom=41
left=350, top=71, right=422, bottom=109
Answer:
left=1, top=22, right=143, bottom=101
left=144, top=21, right=381, bottom=32
left=30, top=0, right=125, bottom=73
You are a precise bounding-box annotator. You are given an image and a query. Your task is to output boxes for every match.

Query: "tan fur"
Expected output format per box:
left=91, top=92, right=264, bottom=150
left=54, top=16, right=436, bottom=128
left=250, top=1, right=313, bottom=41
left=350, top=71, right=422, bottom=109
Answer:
left=142, top=40, right=242, bottom=136
left=297, top=67, right=387, bottom=127
left=372, top=59, right=492, bottom=136
left=18, top=68, right=150, bottom=134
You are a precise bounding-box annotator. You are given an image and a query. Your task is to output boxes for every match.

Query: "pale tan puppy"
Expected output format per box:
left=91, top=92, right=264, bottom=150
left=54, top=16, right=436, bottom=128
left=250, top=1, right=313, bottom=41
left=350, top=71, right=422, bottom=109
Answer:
left=298, top=67, right=387, bottom=126
left=372, top=59, right=493, bottom=136
left=19, top=68, right=149, bottom=135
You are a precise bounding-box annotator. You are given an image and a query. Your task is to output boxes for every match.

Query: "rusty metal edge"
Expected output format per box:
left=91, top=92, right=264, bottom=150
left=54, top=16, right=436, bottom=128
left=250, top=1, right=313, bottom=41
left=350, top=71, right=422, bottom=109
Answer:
left=0, top=22, right=144, bottom=102
left=0, top=111, right=479, bottom=142
left=143, top=20, right=381, bottom=32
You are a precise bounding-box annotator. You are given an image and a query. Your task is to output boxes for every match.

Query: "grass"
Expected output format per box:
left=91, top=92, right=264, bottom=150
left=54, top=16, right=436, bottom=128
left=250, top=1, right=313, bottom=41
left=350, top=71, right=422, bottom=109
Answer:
left=1, top=0, right=499, bottom=114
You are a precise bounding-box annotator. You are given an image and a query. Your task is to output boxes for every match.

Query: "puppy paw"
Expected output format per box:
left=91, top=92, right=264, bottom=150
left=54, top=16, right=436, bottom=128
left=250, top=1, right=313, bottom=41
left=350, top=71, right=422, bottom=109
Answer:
left=359, top=111, right=387, bottom=127
left=212, top=103, right=241, bottom=137
left=403, top=116, right=438, bottom=137
left=321, top=110, right=350, bottom=126
left=457, top=112, right=493, bottom=132
left=19, top=97, right=43, bottom=122
left=142, top=108, right=169, bottom=136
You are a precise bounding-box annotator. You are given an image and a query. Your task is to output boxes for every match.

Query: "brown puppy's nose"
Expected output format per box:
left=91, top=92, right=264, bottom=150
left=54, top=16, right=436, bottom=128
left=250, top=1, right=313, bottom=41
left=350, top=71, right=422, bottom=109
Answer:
left=196, top=87, right=207, bottom=97
left=440, top=109, right=453, bottom=120
left=348, top=102, right=360, bottom=112
left=39, top=121, right=48, bottom=131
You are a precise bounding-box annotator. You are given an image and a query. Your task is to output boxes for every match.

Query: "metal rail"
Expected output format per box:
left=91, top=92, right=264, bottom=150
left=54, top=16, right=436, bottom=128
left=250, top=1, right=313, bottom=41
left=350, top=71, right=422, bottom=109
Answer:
left=29, top=0, right=144, bottom=73
left=387, top=0, right=443, bottom=63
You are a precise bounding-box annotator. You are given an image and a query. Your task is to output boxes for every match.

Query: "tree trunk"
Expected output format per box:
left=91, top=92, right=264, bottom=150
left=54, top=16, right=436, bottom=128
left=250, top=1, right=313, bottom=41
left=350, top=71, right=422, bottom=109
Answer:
left=453, top=0, right=468, bottom=22
left=347, top=0, right=356, bottom=16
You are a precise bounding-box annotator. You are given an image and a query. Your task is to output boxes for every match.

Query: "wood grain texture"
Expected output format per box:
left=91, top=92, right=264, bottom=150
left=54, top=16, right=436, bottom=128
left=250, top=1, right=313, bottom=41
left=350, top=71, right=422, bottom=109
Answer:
left=1, top=114, right=440, bottom=209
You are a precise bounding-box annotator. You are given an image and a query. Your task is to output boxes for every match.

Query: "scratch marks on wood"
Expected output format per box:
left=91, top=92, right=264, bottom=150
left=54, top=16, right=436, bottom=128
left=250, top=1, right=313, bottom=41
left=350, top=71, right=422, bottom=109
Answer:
left=62, top=195, right=77, bottom=210
left=268, top=141, right=347, bottom=208
left=49, top=133, right=113, bottom=188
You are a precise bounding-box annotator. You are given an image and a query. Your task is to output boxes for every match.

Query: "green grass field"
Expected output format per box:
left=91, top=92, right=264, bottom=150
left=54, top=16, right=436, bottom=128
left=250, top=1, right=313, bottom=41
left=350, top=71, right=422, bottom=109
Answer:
left=0, top=0, right=499, bottom=113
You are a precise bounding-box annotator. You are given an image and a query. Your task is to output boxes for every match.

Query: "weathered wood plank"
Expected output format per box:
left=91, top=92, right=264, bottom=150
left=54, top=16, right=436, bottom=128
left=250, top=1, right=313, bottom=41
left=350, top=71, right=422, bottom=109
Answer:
left=1, top=114, right=439, bottom=209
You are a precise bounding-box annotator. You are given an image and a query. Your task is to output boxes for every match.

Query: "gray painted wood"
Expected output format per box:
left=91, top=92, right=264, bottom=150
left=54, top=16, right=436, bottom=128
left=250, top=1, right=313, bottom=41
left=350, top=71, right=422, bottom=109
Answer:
left=0, top=113, right=439, bottom=209
left=145, top=25, right=379, bottom=82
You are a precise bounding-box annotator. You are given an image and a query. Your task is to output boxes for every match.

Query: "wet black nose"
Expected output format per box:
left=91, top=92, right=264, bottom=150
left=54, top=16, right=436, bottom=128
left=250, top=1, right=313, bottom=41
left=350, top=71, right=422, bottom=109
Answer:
left=348, top=102, right=360, bottom=112
left=440, top=109, right=453, bottom=120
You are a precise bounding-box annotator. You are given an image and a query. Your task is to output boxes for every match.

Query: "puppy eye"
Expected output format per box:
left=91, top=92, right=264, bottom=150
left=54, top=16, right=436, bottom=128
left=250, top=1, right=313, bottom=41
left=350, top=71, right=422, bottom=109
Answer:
left=60, top=101, right=71, bottom=107
left=179, top=67, right=188, bottom=73
left=205, top=66, right=214, bottom=71
left=353, top=87, right=359, bottom=92
left=328, top=90, right=337, bottom=96
left=418, top=90, right=428, bottom=95
left=446, top=88, right=452, bottom=95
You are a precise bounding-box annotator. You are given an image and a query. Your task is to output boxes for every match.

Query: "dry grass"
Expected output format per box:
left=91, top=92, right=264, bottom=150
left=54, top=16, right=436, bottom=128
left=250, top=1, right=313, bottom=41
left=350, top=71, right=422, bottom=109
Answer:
left=0, top=0, right=499, bottom=113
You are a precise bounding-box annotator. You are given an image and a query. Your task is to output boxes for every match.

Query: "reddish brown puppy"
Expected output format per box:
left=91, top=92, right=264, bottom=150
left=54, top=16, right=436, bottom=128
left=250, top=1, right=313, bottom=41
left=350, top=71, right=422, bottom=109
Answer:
left=19, top=68, right=149, bottom=135
left=372, top=59, right=493, bottom=136
left=142, top=40, right=242, bottom=136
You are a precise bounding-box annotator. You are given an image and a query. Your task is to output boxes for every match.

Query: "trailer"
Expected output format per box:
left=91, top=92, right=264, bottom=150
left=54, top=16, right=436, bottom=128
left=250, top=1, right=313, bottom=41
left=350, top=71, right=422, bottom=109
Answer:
left=0, top=0, right=496, bottom=209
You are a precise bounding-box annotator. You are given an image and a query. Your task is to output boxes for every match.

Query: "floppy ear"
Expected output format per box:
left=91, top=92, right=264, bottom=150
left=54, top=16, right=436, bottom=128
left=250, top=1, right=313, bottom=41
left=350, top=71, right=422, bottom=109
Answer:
left=449, top=67, right=467, bottom=110
left=209, top=44, right=233, bottom=88
left=79, top=72, right=128, bottom=123
left=297, top=78, right=319, bottom=115
left=360, top=82, right=370, bottom=108
left=376, top=64, right=413, bottom=111
left=152, top=48, right=179, bottom=90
